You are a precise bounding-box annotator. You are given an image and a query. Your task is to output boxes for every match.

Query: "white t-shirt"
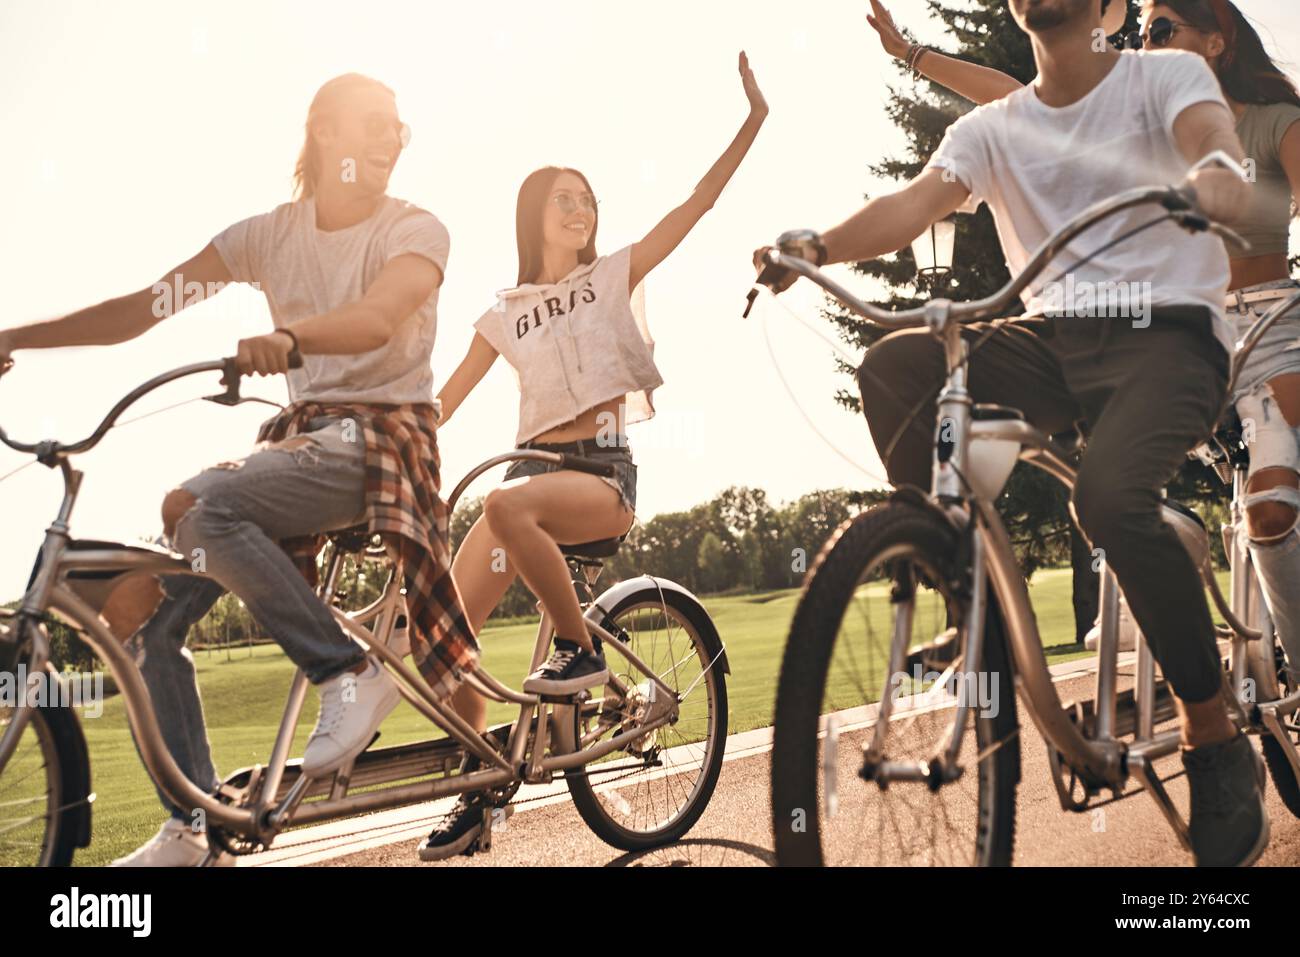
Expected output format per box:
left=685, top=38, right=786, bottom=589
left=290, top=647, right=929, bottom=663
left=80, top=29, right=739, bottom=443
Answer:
left=212, top=196, right=450, bottom=404
left=474, top=245, right=663, bottom=444
left=926, top=50, right=1234, bottom=352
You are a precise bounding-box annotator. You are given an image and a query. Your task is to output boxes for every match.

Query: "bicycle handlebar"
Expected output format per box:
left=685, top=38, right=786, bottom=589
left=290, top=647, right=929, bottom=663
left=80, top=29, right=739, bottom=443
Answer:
left=0, top=350, right=302, bottom=461
left=751, top=184, right=1251, bottom=333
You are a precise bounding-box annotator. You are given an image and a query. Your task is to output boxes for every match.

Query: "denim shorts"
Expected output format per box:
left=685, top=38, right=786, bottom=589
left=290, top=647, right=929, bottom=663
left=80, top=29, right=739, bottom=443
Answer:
left=504, top=436, right=637, bottom=514
left=1228, top=279, right=1300, bottom=400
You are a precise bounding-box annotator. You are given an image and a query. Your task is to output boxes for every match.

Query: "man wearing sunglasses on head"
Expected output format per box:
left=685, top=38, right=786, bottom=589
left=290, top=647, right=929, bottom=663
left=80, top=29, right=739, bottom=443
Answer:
left=0, top=73, right=476, bottom=866
left=764, top=0, right=1265, bottom=866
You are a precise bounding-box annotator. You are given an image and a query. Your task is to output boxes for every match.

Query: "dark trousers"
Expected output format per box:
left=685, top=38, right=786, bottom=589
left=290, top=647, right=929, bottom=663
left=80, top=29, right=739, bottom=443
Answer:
left=856, top=308, right=1229, bottom=703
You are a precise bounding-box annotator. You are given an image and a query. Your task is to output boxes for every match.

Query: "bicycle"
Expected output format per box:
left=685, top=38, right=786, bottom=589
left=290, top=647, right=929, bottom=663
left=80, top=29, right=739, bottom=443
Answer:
left=753, top=162, right=1300, bottom=866
left=0, top=358, right=728, bottom=865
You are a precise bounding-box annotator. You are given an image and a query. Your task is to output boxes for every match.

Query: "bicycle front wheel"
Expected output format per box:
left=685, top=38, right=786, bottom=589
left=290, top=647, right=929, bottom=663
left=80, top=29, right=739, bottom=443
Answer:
left=565, top=584, right=728, bottom=850
left=771, top=501, right=1020, bottom=867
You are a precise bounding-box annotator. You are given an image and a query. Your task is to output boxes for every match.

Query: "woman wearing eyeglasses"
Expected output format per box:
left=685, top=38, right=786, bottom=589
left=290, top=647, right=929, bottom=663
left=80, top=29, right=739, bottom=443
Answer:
left=868, top=0, right=1300, bottom=674
left=417, top=51, right=767, bottom=860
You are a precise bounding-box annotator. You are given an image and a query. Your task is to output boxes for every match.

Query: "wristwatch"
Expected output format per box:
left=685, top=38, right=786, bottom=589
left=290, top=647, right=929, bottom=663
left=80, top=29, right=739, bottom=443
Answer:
left=775, top=229, right=829, bottom=267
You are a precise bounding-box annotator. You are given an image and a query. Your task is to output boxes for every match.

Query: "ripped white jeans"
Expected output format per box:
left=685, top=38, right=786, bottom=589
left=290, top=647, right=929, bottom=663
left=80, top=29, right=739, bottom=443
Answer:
left=1231, top=283, right=1300, bottom=676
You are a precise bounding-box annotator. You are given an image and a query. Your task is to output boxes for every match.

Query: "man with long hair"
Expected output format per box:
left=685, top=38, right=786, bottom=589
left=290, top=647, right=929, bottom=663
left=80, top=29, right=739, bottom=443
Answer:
left=0, top=73, right=475, bottom=866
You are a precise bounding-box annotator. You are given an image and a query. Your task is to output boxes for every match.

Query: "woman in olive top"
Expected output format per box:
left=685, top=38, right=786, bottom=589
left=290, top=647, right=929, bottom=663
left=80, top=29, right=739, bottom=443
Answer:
left=868, top=0, right=1300, bottom=677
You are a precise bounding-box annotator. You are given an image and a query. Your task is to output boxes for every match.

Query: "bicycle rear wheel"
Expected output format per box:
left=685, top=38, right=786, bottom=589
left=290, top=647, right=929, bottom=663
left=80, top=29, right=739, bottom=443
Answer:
left=565, top=584, right=728, bottom=850
left=771, top=501, right=1020, bottom=866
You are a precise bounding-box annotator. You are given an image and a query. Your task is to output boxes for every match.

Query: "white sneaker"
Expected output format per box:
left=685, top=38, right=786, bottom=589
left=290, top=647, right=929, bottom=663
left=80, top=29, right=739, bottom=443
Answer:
left=1083, top=598, right=1141, bottom=653
left=302, top=659, right=399, bottom=778
left=111, top=818, right=233, bottom=867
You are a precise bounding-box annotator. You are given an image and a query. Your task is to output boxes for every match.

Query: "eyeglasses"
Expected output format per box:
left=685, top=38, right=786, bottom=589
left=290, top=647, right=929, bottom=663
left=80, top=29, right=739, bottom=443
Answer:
left=551, top=191, right=598, bottom=215
left=1136, top=16, right=1204, bottom=49
left=361, top=114, right=412, bottom=149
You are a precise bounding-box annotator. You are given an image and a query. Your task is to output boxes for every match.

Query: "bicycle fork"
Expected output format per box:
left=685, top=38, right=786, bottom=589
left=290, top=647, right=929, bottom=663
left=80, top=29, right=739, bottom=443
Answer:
left=862, top=522, right=989, bottom=789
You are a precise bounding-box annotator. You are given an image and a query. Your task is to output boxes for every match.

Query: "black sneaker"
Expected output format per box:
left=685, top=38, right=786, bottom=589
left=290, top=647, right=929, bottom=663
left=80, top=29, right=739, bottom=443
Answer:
left=416, top=791, right=513, bottom=861
left=1182, top=732, right=1270, bottom=867
left=522, top=639, right=609, bottom=695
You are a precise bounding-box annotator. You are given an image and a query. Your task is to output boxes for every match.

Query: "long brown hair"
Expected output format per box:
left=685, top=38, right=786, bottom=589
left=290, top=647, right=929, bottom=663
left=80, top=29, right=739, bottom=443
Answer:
left=515, top=166, right=599, bottom=285
left=1145, top=0, right=1300, bottom=107
left=292, top=73, right=396, bottom=200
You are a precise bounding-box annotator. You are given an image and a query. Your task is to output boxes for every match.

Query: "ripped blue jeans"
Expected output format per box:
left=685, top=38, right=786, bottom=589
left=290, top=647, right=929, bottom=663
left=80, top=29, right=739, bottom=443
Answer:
left=1231, top=281, right=1300, bottom=677
left=129, top=417, right=369, bottom=819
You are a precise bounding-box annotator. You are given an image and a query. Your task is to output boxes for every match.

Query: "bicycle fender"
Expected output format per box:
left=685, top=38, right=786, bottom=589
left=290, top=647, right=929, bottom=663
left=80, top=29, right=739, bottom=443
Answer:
left=586, top=576, right=730, bottom=676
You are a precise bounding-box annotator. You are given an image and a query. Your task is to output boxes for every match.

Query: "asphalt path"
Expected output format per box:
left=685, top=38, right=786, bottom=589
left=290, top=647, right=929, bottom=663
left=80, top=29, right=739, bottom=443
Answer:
left=249, top=662, right=1300, bottom=869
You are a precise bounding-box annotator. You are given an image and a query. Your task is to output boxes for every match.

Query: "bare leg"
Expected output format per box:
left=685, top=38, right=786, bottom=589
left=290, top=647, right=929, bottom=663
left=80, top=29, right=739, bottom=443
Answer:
left=1177, top=696, right=1238, bottom=749
left=449, top=514, right=521, bottom=733
left=481, top=471, right=634, bottom=652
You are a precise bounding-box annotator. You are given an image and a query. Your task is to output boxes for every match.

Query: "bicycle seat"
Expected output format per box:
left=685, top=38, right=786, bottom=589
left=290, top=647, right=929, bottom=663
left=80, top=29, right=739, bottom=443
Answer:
left=325, top=524, right=374, bottom=554
left=1049, top=423, right=1090, bottom=457
left=559, top=535, right=625, bottom=560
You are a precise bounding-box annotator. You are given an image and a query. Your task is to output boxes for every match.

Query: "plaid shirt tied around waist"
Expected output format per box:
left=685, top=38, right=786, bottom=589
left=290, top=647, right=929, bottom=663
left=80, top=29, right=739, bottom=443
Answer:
left=257, top=401, right=478, bottom=700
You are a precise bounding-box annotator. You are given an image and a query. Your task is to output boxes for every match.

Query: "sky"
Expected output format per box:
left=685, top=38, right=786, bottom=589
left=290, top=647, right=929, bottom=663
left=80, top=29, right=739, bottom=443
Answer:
left=0, top=0, right=1297, bottom=597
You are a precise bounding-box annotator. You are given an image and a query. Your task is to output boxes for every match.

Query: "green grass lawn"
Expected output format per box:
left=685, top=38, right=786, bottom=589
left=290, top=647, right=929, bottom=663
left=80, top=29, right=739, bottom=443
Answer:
left=49, top=565, right=1223, bottom=864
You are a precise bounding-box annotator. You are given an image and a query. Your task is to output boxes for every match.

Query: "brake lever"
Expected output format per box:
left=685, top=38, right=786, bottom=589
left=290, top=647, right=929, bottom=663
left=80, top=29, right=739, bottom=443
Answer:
left=1160, top=185, right=1252, bottom=254
left=743, top=254, right=799, bottom=319
left=204, top=350, right=302, bottom=407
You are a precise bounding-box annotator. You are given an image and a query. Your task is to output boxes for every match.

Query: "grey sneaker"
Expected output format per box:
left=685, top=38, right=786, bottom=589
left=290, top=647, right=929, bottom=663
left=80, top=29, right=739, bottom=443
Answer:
left=1182, top=733, right=1270, bottom=867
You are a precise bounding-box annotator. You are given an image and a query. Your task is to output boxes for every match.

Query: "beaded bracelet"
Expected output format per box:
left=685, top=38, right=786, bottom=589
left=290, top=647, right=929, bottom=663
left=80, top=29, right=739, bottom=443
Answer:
left=906, top=44, right=930, bottom=74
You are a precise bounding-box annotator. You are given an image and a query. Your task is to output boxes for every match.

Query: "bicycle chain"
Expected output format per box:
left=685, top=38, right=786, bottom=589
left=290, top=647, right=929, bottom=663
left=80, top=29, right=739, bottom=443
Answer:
left=502, top=754, right=663, bottom=810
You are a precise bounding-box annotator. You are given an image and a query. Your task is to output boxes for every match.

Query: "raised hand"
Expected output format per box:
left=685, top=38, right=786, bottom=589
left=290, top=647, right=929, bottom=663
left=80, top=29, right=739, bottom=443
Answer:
left=867, top=0, right=910, bottom=60
left=739, top=51, right=767, bottom=120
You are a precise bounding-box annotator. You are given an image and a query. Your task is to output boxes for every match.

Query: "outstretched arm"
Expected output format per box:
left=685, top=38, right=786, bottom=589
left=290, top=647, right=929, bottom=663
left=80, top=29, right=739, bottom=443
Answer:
left=436, top=332, right=499, bottom=426
left=751, top=167, right=971, bottom=284
left=822, top=167, right=971, bottom=265
left=628, top=51, right=768, bottom=292
left=867, top=0, right=1023, bottom=106
left=0, top=242, right=232, bottom=371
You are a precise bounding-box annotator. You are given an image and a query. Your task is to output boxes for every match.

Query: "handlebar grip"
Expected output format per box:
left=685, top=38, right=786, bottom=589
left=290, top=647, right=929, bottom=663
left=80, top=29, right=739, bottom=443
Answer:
left=220, top=349, right=304, bottom=384
left=560, top=454, right=618, bottom=478
left=756, top=257, right=793, bottom=292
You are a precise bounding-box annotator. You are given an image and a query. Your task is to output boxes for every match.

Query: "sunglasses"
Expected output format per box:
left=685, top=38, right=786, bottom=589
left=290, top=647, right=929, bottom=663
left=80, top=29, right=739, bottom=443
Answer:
left=1122, top=16, right=1204, bottom=49
left=551, top=191, right=598, bottom=215
left=361, top=113, right=412, bottom=149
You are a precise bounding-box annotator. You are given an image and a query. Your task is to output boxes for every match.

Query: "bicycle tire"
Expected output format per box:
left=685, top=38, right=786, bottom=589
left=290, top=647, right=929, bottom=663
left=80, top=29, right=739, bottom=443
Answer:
left=565, top=585, right=728, bottom=850
left=771, top=500, right=1020, bottom=866
left=0, top=659, right=91, bottom=866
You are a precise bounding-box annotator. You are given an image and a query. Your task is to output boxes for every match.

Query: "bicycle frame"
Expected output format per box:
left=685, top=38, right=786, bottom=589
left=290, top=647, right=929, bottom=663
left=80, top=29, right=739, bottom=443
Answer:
left=0, top=366, right=705, bottom=852
left=756, top=179, right=1300, bottom=851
